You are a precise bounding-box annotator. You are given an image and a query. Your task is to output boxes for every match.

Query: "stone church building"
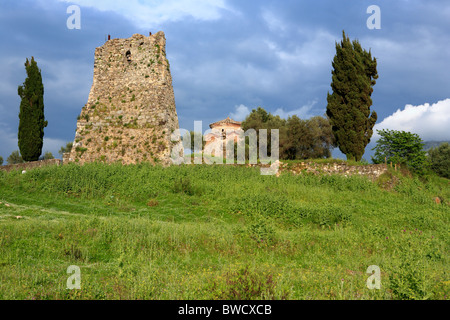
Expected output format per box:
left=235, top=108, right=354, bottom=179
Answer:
left=203, top=117, right=243, bottom=157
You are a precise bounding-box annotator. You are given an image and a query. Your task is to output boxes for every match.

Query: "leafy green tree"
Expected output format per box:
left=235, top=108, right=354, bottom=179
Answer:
left=242, top=107, right=285, bottom=158
left=305, top=116, right=335, bottom=159
left=242, top=107, right=272, bottom=132
left=372, top=129, right=428, bottom=173
left=241, top=107, right=334, bottom=160
left=0, top=156, right=3, bottom=166
left=326, top=31, right=378, bottom=161
left=18, top=57, right=48, bottom=162
left=280, top=116, right=334, bottom=160
left=280, top=115, right=302, bottom=160
left=428, top=142, right=450, bottom=178
left=7, top=150, right=24, bottom=165
left=58, top=142, right=73, bottom=157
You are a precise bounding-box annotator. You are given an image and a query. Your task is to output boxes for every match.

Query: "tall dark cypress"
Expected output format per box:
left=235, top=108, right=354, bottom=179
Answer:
left=326, top=31, right=378, bottom=162
left=18, top=57, right=47, bottom=161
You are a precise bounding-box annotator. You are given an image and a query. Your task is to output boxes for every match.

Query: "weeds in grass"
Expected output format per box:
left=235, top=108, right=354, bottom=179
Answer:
left=209, top=264, right=289, bottom=300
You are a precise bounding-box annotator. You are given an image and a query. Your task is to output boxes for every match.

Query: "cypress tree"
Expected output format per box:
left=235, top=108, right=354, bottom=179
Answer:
left=17, top=57, right=47, bottom=161
left=326, top=31, right=378, bottom=161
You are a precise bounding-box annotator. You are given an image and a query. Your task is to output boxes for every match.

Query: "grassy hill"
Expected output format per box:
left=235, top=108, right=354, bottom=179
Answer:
left=0, top=162, right=448, bottom=300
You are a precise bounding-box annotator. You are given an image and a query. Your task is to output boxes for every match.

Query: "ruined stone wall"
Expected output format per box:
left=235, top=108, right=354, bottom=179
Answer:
left=67, top=31, right=180, bottom=165
left=0, top=159, right=62, bottom=172
left=278, top=162, right=388, bottom=180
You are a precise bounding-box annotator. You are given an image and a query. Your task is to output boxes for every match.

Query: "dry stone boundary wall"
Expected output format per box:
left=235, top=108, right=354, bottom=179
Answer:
left=0, top=159, right=62, bottom=172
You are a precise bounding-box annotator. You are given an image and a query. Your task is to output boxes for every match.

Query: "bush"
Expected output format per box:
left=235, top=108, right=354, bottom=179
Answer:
left=389, top=254, right=430, bottom=300
left=372, top=129, right=428, bottom=174
left=0, top=156, right=3, bottom=166
left=307, top=206, right=352, bottom=227
left=7, top=150, right=24, bottom=165
left=388, top=233, right=436, bottom=300
left=172, top=177, right=203, bottom=196
left=428, top=142, right=450, bottom=178
left=58, top=142, right=73, bottom=156
left=209, top=265, right=284, bottom=300
left=247, top=214, right=276, bottom=244
left=40, top=151, right=54, bottom=160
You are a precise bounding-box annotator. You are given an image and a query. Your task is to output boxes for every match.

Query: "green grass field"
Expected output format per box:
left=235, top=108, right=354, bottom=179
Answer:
left=0, top=162, right=448, bottom=300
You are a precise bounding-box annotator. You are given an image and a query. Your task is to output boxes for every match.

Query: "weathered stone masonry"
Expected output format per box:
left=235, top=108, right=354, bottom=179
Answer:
left=66, top=31, right=180, bottom=165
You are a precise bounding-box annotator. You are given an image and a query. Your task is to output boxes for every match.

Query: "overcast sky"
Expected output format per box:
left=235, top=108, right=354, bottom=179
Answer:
left=1, top=0, right=449, bottom=162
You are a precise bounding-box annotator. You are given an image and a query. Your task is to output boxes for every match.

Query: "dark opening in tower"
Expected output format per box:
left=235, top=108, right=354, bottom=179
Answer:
left=126, top=50, right=131, bottom=62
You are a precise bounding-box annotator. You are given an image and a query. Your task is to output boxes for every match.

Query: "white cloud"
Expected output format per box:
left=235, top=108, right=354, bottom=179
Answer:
left=274, top=100, right=318, bottom=119
left=229, top=104, right=250, bottom=121
left=373, top=98, right=450, bottom=141
left=56, top=0, right=233, bottom=28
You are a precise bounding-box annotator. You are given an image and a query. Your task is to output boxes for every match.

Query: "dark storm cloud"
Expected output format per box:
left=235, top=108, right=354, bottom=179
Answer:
left=0, top=0, right=136, bottom=157
left=1, top=0, right=449, bottom=161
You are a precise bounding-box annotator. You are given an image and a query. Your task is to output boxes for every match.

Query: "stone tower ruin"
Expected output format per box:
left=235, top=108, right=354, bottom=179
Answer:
left=66, top=31, right=180, bottom=165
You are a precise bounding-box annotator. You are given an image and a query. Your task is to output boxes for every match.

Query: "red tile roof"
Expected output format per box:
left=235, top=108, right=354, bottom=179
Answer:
left=209, top=117, right=242, bottom=129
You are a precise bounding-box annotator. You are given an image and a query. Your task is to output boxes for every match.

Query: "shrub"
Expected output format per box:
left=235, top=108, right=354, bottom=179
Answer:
left=75, top=147, right=88, bottom=155
left=7, top=150, right=24, bottom=164
left=428, top=142, right=450, bottom=178
left=389, top=256, right=429, bottom=300
left=388, top=235, right=436, bottom=300
left=247, top=214, right=276, bottom=244
left=42, top=151, right=54, bottom=160
left=308, top=206, right=352, bottom=227
left=172, top=177, right=203, bottom=196
left=210, top=265, right=281, bottom=300
left=372, top=129, right=428, bottom=174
